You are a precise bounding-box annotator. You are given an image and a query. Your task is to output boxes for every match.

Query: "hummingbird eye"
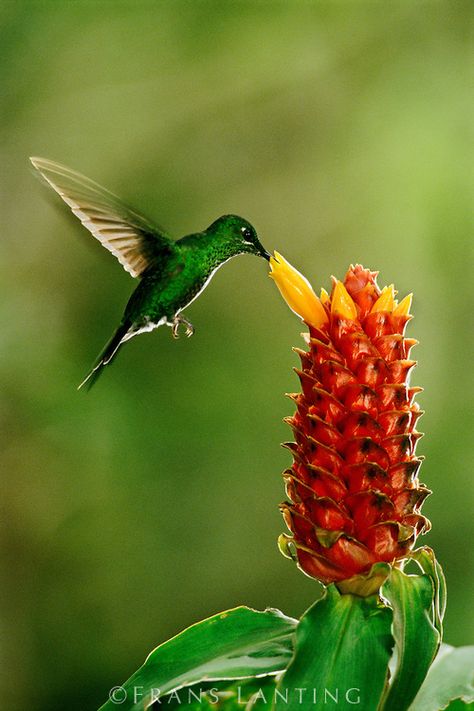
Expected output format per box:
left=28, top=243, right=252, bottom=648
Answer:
left=241, top=226, right=253, bottom=241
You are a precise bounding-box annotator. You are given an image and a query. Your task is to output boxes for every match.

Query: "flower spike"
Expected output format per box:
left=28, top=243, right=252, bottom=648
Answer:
left=269, top=261, right=430, bottom=591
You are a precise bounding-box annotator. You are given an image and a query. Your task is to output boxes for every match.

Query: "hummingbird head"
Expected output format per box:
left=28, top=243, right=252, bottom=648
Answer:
left=207, top=215, right=271, bottom=261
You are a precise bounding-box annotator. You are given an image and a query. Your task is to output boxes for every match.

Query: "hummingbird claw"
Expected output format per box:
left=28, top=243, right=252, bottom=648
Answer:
left=172, top=315, right=195, bottom=339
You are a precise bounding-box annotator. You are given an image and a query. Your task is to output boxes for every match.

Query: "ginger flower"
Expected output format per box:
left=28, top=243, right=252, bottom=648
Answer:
left=270, top=254, right=430, bottom=590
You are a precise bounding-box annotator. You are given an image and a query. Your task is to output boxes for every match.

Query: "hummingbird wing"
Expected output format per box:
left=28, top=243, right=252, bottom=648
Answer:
left=30, top=157, right=176, bottom=278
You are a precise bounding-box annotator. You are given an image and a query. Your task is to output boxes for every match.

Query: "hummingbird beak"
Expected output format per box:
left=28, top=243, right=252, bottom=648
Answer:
left=259, top=245, right=272, bottom=261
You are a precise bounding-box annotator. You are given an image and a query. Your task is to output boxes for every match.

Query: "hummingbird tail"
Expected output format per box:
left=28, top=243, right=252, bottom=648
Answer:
left=78, top=322, right=130, bottom=391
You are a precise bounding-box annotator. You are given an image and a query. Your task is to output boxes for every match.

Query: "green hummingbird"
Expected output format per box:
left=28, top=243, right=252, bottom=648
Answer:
left=30, top=157, right=271, bottom=389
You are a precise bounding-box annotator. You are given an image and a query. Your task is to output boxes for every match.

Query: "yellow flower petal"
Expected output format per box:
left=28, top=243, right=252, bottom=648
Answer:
left=269, top=251, right=328, bottom=329
left=393, top=293, right=413, bottom=317
left=371, top=284, right=396, bottom=313
left=331, top=280, right=358, bottom=320
left=320, top=287, right=330, bottom=304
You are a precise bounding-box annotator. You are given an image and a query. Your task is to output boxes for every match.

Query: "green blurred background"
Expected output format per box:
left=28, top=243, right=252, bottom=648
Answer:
left=1, top=2, right=472, bottom=709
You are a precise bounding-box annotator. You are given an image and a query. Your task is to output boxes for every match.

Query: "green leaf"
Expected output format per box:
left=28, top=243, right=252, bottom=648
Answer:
left=409, top=644, right=474, bottom=711
left=411, top=546, right=447, bottom=637
left=445, top=701, right=474, bottom=710
left=161, top=676, right=278, bottom=709
left=380, top=567, right=440, bottom=711
left=98, top=606, right=296, bottom=711
left=274, top=585, right=393, bottom=711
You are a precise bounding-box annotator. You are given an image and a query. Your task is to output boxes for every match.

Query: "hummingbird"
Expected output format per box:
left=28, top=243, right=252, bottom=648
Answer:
left=30, top=157, right=271, bottom=389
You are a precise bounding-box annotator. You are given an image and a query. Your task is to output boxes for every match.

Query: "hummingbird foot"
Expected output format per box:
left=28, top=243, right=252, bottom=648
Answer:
left=171, top=314, right=195, bottom=339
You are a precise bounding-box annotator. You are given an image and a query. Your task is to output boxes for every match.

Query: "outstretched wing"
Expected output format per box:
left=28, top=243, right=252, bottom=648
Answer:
left=30, top=157, right=175, bottom=278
